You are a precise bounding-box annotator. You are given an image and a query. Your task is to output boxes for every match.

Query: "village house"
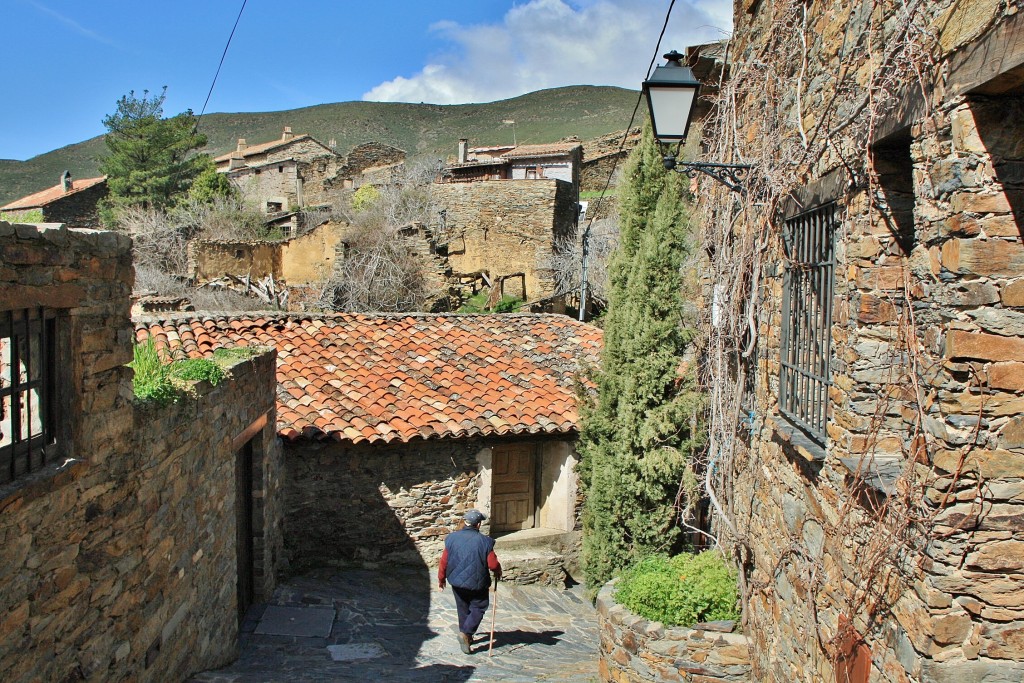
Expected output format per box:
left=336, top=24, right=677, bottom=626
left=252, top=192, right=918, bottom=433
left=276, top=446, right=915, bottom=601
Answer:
left=215, top=129, right=407, bottom=219
left=685, top=1, right=1024, bottom=681
left=0, top=221, right=284, bottom=682
left=135, top=312, right=602, bottom=584
left=442, top=139, right=583, bottom=194
left=0, top=171, right=107, bottom=229
left=214, top=127, right=342, bottom=215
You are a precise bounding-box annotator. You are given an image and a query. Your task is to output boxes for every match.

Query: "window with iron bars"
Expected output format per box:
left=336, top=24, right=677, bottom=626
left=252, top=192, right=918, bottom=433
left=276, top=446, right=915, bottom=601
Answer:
left=779, top=203, right=837, bottom=448
left=1, top=308, right=59, bottom=485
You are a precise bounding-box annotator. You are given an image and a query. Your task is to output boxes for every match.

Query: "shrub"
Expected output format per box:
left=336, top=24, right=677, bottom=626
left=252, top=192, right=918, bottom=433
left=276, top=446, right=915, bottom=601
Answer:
left=615, top=551, right=739, bottom=627
left=1, top=209, right=45, bottom=223
left=168, top=357, right=225, bottom=385
left=457, top=292, right=524, bottom=314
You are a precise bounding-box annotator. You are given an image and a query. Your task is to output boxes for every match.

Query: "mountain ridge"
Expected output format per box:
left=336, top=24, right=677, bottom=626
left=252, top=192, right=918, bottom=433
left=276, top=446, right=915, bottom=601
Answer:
left=0, top=85, right=640, bottom=206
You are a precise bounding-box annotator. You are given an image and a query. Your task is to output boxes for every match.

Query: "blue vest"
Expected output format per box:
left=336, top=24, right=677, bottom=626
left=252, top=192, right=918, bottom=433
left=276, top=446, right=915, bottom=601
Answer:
left=444, top=528, right=495, bottom=590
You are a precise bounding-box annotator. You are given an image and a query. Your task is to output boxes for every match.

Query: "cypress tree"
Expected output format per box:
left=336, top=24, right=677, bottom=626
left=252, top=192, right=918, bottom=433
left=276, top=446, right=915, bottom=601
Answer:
left=579, top=124, right=704, bottom=591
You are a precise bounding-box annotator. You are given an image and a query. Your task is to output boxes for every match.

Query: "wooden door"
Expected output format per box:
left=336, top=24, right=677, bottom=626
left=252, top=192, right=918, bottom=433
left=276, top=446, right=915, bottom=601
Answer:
left=235, top=440, right=255, bottom=624
left=492, top=444, right=536, bottom=531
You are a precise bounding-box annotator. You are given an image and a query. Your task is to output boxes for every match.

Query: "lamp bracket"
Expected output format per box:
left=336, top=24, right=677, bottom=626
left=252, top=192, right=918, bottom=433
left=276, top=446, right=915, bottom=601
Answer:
left=663, top=155, right=751, bottom=193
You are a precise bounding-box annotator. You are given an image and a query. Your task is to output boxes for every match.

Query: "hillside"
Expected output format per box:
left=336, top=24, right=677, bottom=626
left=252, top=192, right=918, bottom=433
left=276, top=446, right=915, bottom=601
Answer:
left=0, top=86, right=639, bottom=206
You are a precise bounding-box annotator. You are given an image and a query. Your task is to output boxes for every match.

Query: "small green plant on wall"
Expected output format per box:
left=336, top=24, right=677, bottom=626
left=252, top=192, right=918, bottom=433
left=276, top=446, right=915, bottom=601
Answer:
left=129, top=339, right=256, bottom=405
left=615, top=551, right=739, bottom=627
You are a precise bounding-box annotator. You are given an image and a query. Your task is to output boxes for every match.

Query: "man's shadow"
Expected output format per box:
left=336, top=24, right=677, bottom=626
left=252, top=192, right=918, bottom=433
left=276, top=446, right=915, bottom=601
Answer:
left=484, top=629, right=565, bottom=650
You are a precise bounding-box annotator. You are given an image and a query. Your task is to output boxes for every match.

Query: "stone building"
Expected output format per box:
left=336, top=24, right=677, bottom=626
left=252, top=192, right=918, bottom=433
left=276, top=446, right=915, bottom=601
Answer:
left=215, top=129, right=408, bottom=215
left=443, top=139, right=583, bottom=194
left=435, top=179, right=578, bottom=305
left=691, top=1, right=1024, bottom=680
left=135, top=312, right=602, bottom=584
left=0, top=221, right=284, bottom=682
left=0, top=171, right=107, bottom=229
left=215, top=127, right=342, bottom=214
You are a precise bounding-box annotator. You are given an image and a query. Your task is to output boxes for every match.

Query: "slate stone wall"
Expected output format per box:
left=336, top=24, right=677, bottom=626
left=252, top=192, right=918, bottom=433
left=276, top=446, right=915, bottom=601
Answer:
left=41, top=182, right=107, bottom=229
left=595, top=581, right=751, bottom=683
left=722, top=2, right=1024, bottom=681
left=0, top=222, right=284, bottom=682
left=282, top=438, right=488, bottom=574
left=281, top=436, right=580, bottom=575
left=434, top=179, right=577, bottom=301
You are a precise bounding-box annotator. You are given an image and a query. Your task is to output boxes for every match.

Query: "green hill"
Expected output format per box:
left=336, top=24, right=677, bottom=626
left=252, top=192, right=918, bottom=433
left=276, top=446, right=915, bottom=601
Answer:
left=0, top=86, right=639, bottom=206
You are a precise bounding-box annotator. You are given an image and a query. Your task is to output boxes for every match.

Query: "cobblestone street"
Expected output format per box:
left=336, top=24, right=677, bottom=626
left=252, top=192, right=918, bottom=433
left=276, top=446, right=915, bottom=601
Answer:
left=191, top=567, right=599, bottom=682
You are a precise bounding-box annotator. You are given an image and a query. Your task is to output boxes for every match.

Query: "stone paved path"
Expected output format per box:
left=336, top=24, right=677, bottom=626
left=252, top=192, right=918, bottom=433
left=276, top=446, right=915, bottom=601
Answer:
left=191, top=567, right=599, bottom=682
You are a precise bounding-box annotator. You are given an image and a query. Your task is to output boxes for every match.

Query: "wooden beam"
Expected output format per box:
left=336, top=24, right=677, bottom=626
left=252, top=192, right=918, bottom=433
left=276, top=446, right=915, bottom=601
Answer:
left=232, top=411, right=270, bottom=452
left=948, top=10, right=1024, bottom=96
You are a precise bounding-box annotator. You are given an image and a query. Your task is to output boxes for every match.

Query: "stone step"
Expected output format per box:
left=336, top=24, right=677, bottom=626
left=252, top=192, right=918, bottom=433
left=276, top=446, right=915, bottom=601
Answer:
left=498, top=549, right=567, bottom=588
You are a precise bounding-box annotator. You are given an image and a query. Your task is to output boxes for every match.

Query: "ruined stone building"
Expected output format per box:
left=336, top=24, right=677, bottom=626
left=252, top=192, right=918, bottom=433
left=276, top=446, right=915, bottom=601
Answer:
left=0, top=221, right=285, bottom=682
left=691, top=1, right=1024, bottom=680
left=434, top=179, right=578, bottom=306
left=136, top=312, right=602, bottom=585
left=434, top=138, right=583, bottom=306
left=0, top=171, right=107, bottom=229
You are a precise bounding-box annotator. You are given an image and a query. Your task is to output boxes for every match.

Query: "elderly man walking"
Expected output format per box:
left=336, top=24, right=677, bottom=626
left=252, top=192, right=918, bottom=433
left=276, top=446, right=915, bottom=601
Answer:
left=438, top=509, right=502, bottom=654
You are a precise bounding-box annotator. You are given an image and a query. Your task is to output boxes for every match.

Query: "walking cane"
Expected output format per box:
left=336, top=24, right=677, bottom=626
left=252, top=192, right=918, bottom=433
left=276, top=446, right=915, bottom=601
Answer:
left=489, top=578, right=498, bottom=657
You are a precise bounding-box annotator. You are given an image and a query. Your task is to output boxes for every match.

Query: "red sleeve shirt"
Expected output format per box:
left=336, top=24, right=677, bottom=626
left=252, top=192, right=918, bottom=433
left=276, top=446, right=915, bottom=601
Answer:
left=438, top=548, right=501, bottom=583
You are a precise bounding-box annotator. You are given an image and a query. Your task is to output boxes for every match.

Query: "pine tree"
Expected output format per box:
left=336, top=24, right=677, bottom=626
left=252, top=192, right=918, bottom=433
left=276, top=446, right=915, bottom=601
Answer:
left=99, top=88, right=209, bottom=223
left=579, top=124, right=704, bottom=592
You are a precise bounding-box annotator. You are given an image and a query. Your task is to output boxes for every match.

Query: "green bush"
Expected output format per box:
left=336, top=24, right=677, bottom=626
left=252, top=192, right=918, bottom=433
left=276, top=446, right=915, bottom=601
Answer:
left=615, top=551, right=739, bottom=627
left=457, top=291, right=523, bottom=314
left=1, top=209, right=45, bottom=223
left=168, top=357, right=225, bottom=385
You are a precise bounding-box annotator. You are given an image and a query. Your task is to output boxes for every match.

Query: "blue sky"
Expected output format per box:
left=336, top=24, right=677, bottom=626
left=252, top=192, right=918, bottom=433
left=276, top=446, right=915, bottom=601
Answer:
left=2, top=0, right=732, bottom=161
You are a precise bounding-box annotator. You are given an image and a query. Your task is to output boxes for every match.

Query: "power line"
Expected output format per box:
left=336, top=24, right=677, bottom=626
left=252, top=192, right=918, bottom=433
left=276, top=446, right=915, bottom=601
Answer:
left=578, top=0, right=676, bottom=321
left=197, top=0, right=248, bottom=127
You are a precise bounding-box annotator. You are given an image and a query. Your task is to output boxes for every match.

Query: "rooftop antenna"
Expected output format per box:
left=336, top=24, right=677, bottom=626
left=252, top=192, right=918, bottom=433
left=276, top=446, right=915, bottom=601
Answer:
left=502, top=119, right=516, bottom=146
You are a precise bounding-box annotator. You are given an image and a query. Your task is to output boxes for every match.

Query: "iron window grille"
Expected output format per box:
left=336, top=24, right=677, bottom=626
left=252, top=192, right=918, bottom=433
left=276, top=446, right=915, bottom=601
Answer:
left=779, top=203, right=837, bottom=447
left=1, top=308, right=58, bottom=485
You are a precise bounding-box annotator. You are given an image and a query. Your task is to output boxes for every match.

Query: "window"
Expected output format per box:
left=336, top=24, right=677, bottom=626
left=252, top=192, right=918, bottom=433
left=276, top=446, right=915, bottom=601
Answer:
left=779, top=203, right=837, bottom=447
left=1, top=308, right=58, bottom=485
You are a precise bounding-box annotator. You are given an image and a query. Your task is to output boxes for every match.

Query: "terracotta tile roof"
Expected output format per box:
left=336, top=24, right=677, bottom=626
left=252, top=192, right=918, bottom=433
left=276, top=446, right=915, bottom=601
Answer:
left=134, top=313, right=602, bottom=445
left=1, top=176, right=106, bottom=211
left=501, top=142, right=582, bottom=159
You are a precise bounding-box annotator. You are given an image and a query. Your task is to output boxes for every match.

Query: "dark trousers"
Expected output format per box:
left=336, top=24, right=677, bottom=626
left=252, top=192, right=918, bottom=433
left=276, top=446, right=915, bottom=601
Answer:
left=451, top=586, right=490, bottom=636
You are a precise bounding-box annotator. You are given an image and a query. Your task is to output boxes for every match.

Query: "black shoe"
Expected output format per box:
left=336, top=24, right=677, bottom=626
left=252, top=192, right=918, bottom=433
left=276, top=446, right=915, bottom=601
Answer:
left=458, top=632, right=472, bottom=654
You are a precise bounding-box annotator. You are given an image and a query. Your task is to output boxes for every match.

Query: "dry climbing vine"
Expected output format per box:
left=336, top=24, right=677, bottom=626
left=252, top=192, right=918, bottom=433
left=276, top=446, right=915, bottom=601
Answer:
left=685, top=0, right=990, bottom=670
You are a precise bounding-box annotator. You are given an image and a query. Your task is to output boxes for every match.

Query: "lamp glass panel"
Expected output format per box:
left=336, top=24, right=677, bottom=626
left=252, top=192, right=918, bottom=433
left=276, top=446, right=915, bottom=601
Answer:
left=648, top=86, right=697, bottom=141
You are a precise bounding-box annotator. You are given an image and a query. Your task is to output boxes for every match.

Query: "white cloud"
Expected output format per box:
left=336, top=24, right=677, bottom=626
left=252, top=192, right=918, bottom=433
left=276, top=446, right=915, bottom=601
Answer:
left=363, top=0, right=732, bottom=104
left=29, top=1, right=116, bottom=47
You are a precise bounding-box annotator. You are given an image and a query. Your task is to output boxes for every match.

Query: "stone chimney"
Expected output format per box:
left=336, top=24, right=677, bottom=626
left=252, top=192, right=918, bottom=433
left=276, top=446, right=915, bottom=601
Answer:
left=61, top=170, right=72, bottom=192
left=237, top=138, right=248, bottom=152
left=282, top=126, right=294, bottom=141
left=228, top=153, right=246, bottom=171
left=458, top=139, right=468, bottom=164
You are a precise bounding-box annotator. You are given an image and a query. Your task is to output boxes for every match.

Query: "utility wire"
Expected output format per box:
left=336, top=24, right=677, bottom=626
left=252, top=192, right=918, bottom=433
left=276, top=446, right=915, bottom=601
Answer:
left=578, top=0, right=676, bottom=320
left=196, top=0, right=248, bottom=127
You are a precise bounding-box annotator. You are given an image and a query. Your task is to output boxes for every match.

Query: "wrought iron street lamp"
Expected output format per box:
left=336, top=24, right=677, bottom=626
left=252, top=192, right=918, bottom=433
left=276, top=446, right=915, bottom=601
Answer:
left=643, top=50, right=751, bottom=193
